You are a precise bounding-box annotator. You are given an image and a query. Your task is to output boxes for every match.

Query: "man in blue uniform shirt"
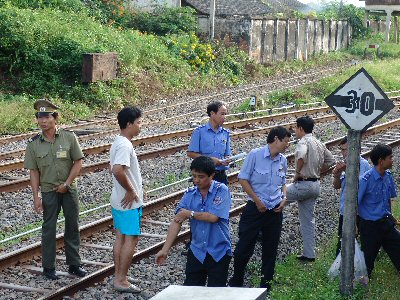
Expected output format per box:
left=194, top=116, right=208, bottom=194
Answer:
left=187, top=101, right=231, bottom=184
left=358, top=143, right=400, bottom=277
left=228, top=126, right=291, bottom=290
left=155, top=156, right=232, bottom=286
left=332, top=136, right=370, bottom=256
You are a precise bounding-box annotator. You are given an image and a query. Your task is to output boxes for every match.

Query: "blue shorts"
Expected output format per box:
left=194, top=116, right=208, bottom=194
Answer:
left=112, top=207, right=142, bottom=236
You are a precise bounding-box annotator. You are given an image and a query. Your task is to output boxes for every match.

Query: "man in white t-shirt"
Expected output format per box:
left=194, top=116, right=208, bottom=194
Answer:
left=109, top=106, right=143, bottom=293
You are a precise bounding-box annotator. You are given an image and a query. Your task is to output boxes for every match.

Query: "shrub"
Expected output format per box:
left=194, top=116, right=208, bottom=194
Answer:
left=164, top=33, right=215, bottom=72
left=128, top=6, right=198, bottom=35
left=0, top=6, right=192, bottom=106
left=0, top=0, right=84, bottom=11
left=318, top=2, right=367, bottom=39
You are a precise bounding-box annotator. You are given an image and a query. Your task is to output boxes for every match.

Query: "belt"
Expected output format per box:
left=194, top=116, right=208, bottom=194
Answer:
left=297, top=177, right=319, bottom=182
left=215, top=170, right=226, bottom=174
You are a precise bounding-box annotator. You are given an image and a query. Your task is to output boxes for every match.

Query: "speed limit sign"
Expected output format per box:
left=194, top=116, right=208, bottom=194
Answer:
left=325, top=68, right=394, bottom=132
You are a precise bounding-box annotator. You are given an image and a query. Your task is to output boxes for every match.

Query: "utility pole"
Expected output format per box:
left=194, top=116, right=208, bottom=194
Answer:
left=210, top=0, right=216, bottom=40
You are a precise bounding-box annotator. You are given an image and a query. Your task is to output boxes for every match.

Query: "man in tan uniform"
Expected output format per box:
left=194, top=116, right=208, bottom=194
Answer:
left=286, top=116, right=335, bottom=261
left=24, top=99, right=86, bottom=280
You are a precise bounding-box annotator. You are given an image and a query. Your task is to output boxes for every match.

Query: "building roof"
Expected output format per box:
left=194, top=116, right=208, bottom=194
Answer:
left=262, top=0, right=310, bottom=13
left=182, top=0, right=272, bottom=16
left=182, top=0, right=310, bottom=16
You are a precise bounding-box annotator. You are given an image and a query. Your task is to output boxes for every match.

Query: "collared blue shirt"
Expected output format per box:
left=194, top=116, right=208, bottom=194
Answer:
left=176, top=180, right=232, bottom=263
left=238, top=145, right=287, bottom=209
left=188, top=122, right=231, bottom=171
left=339, top=156, right=371, bottom=215
left=358, top=167, right=397, bottom=221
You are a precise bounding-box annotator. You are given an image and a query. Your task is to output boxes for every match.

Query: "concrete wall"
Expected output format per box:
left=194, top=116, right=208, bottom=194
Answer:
left=368, top=20, right=388, bottom=34
left=128, top=0, right=180, bottom=11
left=200, top=16, right=351, bottom=63
left=199, top=16, right=350, bottom=63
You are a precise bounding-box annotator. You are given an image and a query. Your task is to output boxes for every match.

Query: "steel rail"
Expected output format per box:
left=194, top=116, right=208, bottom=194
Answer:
left=18, top=134, right=400, bottom=298
left=1, top=115, right=400, bottom=193
left=0, top=65, right=351, bottom=146
left=0, top=114, right=337, bottom=192
left=0, top=190, right=185, bottom=270
left=2, top=129, right=399, bottom=270
left=2, top=134, right=400, bottom=298
left=0, top=106, right=333, bottom=173
left=0, top=106, right=333, bottom=162
left=40, top=204, right=245, bottom=300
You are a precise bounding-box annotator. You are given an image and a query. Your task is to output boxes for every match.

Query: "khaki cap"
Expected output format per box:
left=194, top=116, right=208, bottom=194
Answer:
left=33, top=99, right=59, bottom=113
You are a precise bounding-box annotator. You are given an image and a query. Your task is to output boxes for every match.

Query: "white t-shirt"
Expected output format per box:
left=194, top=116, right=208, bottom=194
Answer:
left=109, top=135, right=143, bottom=210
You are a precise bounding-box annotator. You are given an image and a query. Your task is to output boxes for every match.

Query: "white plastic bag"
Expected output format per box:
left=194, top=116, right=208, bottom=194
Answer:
left=328, top=251, right=341, bottom=279
left=354, top=240, right=369, bottom=286
left=327, top=239, right=369, bottom=286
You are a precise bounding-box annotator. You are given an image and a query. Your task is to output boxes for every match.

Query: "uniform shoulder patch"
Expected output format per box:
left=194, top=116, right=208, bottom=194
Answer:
left=213, top=195, right=223, bottom=206
left=186, top=186, right=196, bottom=193
left=27, top=133, right=40, bottom=143
left=361, top=172, right=371, bottom=181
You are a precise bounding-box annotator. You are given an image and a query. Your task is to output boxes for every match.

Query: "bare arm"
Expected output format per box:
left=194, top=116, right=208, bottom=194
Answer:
left=294, top=158, right=304, bottom=181
left=187, top=151, right=229, bottom=166
left=112, top=164, right=139, bottom=209
left=155, top=220, right=182, bottom=265
left=30, top=169, right=42, bottom=213
left=332, top=162, right=346, bottom=189
left=175, top=208, right=219, bottom=223
left=239, top=178, right=266, bottom=213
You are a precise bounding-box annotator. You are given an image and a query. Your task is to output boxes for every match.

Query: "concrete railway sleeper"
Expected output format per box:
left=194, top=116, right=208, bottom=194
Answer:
left=0, top=131, right=399, bottom=299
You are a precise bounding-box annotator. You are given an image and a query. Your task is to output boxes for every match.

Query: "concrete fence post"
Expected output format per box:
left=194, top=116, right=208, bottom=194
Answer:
left=285, top=18, right=290, bottom=61
left=313, top=19, right=317, bottom=55
left=335, top=21, right=339, bottom=50
left=328, top=20, right=332, bottom=52
left=305, top=18, right=309, bottom=61
left=273, top=18, right=278, bottom=62
left=261, top=18, right=267, bottom=64
left=321, top=20, right=325, bottom=53
left=295, top=19, right=299, bottom=60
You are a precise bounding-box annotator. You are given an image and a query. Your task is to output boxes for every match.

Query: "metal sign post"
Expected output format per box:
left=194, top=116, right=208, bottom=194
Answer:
left=325, top=67, right=394, bottom=295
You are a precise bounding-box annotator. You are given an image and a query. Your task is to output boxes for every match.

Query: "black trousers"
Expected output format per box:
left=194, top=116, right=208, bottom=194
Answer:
left=184, top=250, right=231, bottom=287
left=359, top=216, right=400, bottom=277
left=335, top=214, right=360, bottom=257
left=229, top=201, right=283, bottom=288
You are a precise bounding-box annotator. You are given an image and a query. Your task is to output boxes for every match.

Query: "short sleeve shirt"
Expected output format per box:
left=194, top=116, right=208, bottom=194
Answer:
left=295, top=133, right=335, bottom=178
left=358, top=167, right=397, bottom=221
left=110, top=136, right=143, bottom=211
left=188, top=122, right=231, bottom=171
left=24, top=128, right=84, bottom=192
left=176, top=181, right=232, bottom=263
left=339, top=156, right=371, bottom=215
left=238, top=145, right=287, bottom=209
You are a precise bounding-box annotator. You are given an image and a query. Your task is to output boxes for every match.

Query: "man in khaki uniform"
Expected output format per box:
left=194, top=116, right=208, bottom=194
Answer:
left=24, top=99, right=87, bottom=280
left=286, top=116, right=335, bottom=262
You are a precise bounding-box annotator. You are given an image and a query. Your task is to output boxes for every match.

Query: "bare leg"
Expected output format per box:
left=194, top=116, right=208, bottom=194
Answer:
left=113, top=230, right=139, bottom=288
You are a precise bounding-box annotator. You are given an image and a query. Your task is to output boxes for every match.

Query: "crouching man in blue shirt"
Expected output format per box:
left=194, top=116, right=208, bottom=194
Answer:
left=155, top=156, right=232, bottom=286
left=358, top=143, right=399, bottom=278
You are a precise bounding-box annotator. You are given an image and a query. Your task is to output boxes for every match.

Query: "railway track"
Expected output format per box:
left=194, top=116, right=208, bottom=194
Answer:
left=0, top=64, right=353, bottom=147
left=1, top=123, right=400, bottom=299
left=1, top=101, right=399, bottom=193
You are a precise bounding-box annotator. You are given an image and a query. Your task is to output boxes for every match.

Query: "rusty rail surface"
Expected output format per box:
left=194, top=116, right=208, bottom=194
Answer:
left=2, top=133, right=400, bottom=298
left=1, top=115, right=400, bottom=193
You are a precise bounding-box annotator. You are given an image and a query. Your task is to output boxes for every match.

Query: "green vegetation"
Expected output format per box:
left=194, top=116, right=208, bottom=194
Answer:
left=0, top=0, right=400, bottom=134
left=0, top=2, right=258, bottom=133
left=242, top=199, right=400, bottom=299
